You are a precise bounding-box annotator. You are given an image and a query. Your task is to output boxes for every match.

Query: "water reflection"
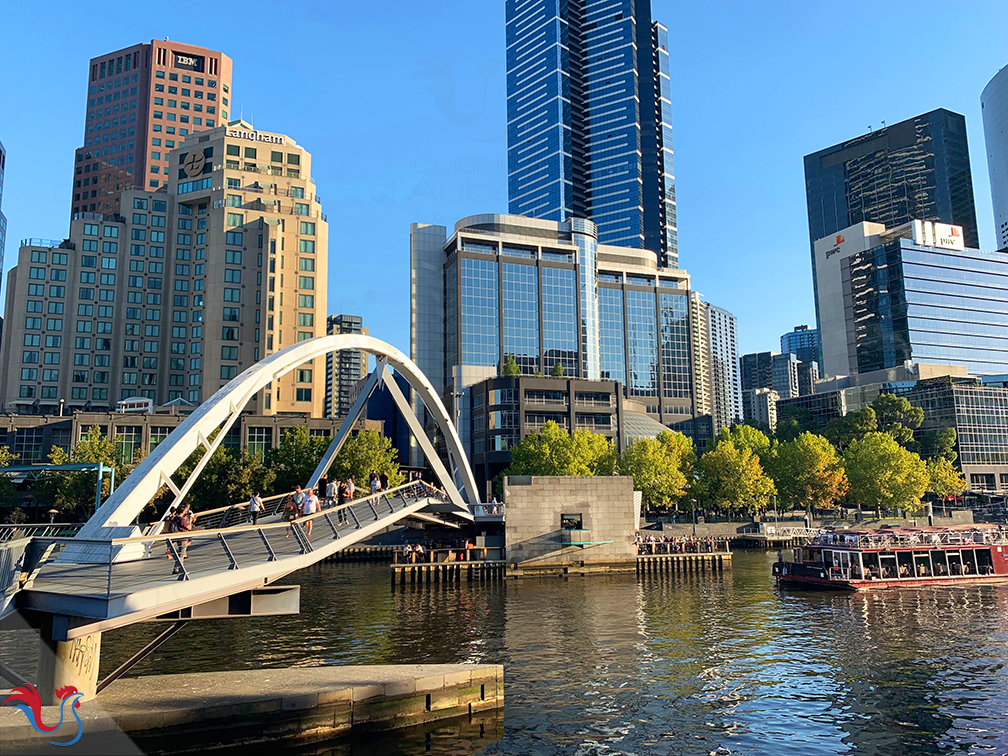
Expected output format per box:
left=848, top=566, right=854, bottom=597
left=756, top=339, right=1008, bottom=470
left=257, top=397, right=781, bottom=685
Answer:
left=81, top=552, right=1008, bottom=754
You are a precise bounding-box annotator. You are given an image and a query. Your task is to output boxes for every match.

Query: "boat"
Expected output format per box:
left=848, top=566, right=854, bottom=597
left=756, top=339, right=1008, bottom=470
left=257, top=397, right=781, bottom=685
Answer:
left=772, top=525, right=1008, bottom=590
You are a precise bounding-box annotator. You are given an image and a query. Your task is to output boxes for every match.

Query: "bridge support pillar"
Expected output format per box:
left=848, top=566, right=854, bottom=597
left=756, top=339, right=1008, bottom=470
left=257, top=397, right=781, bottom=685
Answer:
left=38, top=618, right=102, bottom=704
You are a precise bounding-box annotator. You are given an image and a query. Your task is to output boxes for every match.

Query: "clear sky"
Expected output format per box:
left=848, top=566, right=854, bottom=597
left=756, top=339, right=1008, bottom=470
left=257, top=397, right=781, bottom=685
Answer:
left=1, top=0, right=1005, bottom=360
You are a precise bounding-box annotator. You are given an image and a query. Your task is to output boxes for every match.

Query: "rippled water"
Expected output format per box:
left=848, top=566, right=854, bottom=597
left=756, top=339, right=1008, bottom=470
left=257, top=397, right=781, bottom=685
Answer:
left=44, top=551, right=1008, bottom=753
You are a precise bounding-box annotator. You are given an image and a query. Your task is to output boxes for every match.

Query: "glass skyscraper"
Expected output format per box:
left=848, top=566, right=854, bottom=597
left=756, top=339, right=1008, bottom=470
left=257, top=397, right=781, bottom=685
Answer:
left=780, top=324, right=820, bottom=371
left=505, top=0, right=677, bottom=268
left=982, top=66, right=1008, bottom=250
left=0, top=139, right=6, bottom=291
left=804, top=109, right=980, bottom=336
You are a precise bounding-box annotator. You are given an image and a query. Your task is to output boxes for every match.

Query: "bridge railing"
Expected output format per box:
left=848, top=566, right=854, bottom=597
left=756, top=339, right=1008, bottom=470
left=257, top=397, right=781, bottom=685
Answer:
left=0, top=523, right=84, bottom=543
left=25, top=481, right=440, bottom=602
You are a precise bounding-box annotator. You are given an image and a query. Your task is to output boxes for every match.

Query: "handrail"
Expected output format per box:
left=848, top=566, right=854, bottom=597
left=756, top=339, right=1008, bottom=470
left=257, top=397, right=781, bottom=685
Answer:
left=810, top=528, right=1008, bottom=549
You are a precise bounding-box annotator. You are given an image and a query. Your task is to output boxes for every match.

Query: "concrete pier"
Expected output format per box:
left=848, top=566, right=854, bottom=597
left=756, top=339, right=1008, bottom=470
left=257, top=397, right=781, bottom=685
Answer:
left=0, top=664, right=503, bottom=754
left=636, top=552, right=730, bottom=576
left=392, top=560, right=507, bottom=586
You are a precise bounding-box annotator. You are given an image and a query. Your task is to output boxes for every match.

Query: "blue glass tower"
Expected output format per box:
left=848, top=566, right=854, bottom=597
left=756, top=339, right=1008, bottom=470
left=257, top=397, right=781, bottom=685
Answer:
left=506, top=0, right=677, bottom=268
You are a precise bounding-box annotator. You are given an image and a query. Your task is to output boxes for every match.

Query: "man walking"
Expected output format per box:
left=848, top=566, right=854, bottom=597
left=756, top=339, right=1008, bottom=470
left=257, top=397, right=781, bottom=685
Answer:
left=249, top=491, right=264, bottom=526
left=302, top=487, right=319, bottom=536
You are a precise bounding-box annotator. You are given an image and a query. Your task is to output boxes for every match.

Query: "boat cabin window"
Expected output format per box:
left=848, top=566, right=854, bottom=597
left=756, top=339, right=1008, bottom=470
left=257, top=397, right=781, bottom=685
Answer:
left=976, top=549, right=994, bottom=575
left=879, top=554, right=898, bottom=579
left=862, top=552, right=881, bottom=579
left=896, top=552, right=914, bottom=578
left=931, top=550, right=949, bottom=576
left=912, top=552, right=932, bottom=577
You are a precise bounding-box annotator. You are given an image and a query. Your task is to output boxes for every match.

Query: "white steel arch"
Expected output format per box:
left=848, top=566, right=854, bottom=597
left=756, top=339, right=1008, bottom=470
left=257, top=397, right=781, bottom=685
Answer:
left=77, top=334, right=480, bottom=538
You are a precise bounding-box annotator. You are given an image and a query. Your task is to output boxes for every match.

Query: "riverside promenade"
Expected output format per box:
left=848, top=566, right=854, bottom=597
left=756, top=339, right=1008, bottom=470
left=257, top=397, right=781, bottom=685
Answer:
left=0, top=664, right=503, bottom=754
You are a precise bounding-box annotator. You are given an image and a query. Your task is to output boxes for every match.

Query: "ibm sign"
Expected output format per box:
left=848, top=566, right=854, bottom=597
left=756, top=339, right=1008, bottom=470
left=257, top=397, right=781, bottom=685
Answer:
left=173, top=52, right=204, bottom=72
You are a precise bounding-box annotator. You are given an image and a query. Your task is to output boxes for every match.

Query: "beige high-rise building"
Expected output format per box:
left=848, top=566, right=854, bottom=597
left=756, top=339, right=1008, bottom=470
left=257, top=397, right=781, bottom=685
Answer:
left=71, top=40, right=233, bottom=219
left=2, top=121, right=327, bottom=417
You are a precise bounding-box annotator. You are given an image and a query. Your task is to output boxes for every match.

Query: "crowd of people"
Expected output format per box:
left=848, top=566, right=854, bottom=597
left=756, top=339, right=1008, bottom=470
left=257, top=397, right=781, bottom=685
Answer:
left=635, top=533, right=726, bottom=555
left=400, top=537, right=486, bottom=563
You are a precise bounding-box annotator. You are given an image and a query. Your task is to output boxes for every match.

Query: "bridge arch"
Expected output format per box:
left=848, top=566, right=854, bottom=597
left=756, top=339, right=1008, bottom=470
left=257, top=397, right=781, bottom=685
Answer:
left=77, top=334, right=479, bottom=538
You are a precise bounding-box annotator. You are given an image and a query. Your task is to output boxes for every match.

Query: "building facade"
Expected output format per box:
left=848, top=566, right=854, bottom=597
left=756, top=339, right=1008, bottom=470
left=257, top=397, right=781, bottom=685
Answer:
left=505, top=0, right=678, bottom=267
left=813, top=219, right=1008, bottom=379
left=0, top=139, right=6, bottom=287
left=781, top=324, right=820, bottom=371
left=410, top=214, right=698, bottom=467
left=691, top=296, right=741, bottom=433
left=982, top=66, right=1008, bottom=250
left=797, top=360, right=819, bottom=397
left=2, top=122, right=327, bottom=417
left=70, top=41, right=233, bottom=220
left=324, top=314, right=369, bottom=418
left=741, top=351, right=799, bottom=400
left=468, top=375, right=625, bottom=498
left=742, top=387, right=778, bottom=431
left=804, top=109, right=980, bottom=336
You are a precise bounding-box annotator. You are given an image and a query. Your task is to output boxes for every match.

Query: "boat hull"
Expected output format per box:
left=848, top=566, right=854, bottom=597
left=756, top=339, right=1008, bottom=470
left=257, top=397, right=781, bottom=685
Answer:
left=775, top=571, right=1008, bottom=591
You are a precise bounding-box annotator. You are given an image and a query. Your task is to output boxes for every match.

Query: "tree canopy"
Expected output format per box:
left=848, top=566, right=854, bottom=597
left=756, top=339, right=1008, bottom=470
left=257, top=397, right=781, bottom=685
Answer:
left=267, top=426, right=331, bottom=493
left=871, top=394, right=924, bottom=448
left=505, top=421, right=615, bottom=477
left=695, top=439, right=776, bottom=516
left=768, top=432, right=847, bottom=511
left=926, top=457, right=966, bottom=500
left=843, top=432, right=928, bottom=515
left=326, top=429, right=403, bottom=489
left=715, top=424, right=771, bottom=464
left=501, top=355, right=521, bottom=377
left=617, top=431, right=694, bottom=512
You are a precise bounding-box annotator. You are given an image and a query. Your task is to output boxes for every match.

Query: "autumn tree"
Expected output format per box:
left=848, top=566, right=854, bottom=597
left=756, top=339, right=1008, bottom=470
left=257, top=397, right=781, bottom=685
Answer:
left=843, top=432, right=928, bottom=515
left=768, top=432, right=848, bottom=513
left=695, top=439, right=776, bottom=518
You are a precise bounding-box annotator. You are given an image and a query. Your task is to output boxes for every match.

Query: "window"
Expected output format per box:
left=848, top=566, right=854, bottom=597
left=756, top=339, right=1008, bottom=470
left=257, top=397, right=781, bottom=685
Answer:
left=225, top=249, right=242, bottom=264
left=296, top=369, right=312, bottom=383
left=222, top=327, right=238, bottom=341
left=224, top=269, right=241, bottom=283
left=298, top=258, right=315, bottom=271
left=296, top=388, right=312, bottom=401
left=297, top=331, right=313, bottom=342
left=224, top=288, right=240, bottom=302
left=298, top=294, right=314, bottom=308
left=297, top=313, right=314, bottom=326
left=225, top=231, right=243, bottom=246
left=287, top=153, right=300, bottom=166
left=226, top=194, right=242, bottom=207
left=220, top=365, right=238, bottom=380
left=226, top=212, right=243, bottom=227
left=298, top=276, right=314, bottom=290
left=24, top=317, right=42, bottom=330
left=244, top=147, right=256, bottom=159
left=221, top=346, right=238, bottom=360
left=299, top=221, right=315, bottom=235
left=299, top=239, right=315, bottom=254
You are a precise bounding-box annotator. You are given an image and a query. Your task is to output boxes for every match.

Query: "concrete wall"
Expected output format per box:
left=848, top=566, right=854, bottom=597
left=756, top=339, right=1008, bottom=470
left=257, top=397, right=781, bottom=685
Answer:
left=504, top=475, right=636, bottom=567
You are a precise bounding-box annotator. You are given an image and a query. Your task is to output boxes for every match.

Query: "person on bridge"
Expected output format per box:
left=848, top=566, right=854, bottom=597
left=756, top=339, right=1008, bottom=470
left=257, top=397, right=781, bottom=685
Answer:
left=284, top=494, right=299, bottom=537
left=302, top=488, right=320, bottom=536
left=369, top=472, right=379, bottom=495
left=249, top=492, right=264, bottom=526
left=326, top=479, right=337, bottom=508
left=379, top=472, right=389, bottom=492
left=294, top=486, right=305, bottom=510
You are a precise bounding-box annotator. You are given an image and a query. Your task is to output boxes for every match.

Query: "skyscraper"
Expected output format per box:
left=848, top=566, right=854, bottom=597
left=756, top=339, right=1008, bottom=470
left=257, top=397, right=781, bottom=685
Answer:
left=706, top=303, right=742, bottom=432
left=70, top=41, right=233, bottom=219
left=982, top=66, right=1008, bottom=250
left=325, top=314, right=369, bottom=418
left=804, top=109, right=979, bottom=335
left=780, top=324, right=820, bottom=372
left=0, top=139, right=7, bottom=289
left=505, top=0, right=677, bottom=267
left=740, top=351, right=799, bottom=400
left=2, top=122, right=327, bottom=416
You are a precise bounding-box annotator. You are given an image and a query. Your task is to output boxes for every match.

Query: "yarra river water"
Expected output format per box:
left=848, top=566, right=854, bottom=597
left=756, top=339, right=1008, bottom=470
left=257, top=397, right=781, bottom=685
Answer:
left=94, top=550, right=1008, bottom=755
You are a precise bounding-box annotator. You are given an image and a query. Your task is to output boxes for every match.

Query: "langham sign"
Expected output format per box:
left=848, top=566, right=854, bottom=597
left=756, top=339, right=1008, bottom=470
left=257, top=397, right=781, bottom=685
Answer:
left=228, top=128, right=285, bottom=145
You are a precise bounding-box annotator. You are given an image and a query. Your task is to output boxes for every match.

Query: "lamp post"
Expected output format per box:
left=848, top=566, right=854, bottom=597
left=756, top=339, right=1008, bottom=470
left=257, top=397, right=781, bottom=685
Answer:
left=691, top=498, right=697, bottom=536
left=47, top=509, right=58, bottom=524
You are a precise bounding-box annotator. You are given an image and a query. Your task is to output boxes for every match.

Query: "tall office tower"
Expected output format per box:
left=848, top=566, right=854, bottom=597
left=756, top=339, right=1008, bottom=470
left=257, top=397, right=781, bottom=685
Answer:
left=740, top=351, right=799, bottom=400
left=411, top=214, right=697, bottom=461
left=1, top=122, right=327, bottom=416
left=70, top=41, right=233, bottom=219
left=813, top=219, right=1008, bottom=378
left=780, top=324, right=820, bottom=372
left=0, top=139, right=7, bottom=288
left=982, top=67, right=1008, bottom=249
left=506, top=0, right=678, bottom=268
left=324, top=314, right=369, bottom=418
left=688, top=292, right=712, bottom=421
left=804, top=109, right=979, bottom=335
left=796, top=361, right=818, bottom=397
left=706, top=303, right=742, bottom=432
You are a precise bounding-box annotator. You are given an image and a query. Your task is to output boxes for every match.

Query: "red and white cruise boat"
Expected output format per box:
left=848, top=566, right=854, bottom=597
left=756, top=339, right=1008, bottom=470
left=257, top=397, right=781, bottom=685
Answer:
left=772, top=525, right=1008, bottom=590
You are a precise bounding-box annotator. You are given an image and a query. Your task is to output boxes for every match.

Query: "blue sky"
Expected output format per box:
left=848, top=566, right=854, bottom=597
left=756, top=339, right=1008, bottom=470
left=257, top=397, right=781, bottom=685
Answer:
left=1, top=0, right=1005, bottom=360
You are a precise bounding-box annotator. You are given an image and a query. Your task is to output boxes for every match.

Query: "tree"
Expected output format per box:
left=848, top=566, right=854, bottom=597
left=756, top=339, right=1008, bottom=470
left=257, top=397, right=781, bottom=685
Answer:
left=926, top=458, right=966, bottom=500
left=327, top=430, right=403, bottom=490
left=822, top=407, right=877, bottom=451
left=43, top=426, right=124, bottom=520
left=178, top=447, right=276, bottom=514
left=0, top=446, right=14, bottom=468
left=776, top=406, right=812, bottom=441
left=715, top=424, right=771, bottom=465
left=501, top=354, right=521, bottom=377
left=617, top=431, right=694, bottom=513
left=695, top=440, right=776, bottom=517
left=871, top=394, right=923, bottom=448
left=843, top=432, right=928, bottom=515
left=267, top=426, right=332, bottom=493
left=768, top=432, right=847, bottom=512
left=505, top=422, right=615, bottom=477
left=550, top=361, right=565, bottom=378
left=919, top=427, right=957, bottom=462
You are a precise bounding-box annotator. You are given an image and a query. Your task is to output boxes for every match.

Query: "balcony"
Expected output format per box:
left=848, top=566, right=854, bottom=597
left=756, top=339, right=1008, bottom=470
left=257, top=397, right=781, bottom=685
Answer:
left=21, top=238, right=75, bottom=250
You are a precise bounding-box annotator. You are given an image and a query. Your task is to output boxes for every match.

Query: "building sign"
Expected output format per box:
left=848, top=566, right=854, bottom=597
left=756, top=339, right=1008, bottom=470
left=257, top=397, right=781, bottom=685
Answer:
left=932, top=223, right=966, bottom=251
left=228, top=128, right=285, bottom=146
left=173, top=53, right=204, bottom=72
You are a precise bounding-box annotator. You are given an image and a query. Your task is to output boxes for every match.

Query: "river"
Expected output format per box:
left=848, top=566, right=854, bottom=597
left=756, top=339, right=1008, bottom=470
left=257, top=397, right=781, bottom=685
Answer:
left=81, top=550, right=1008, bottom=753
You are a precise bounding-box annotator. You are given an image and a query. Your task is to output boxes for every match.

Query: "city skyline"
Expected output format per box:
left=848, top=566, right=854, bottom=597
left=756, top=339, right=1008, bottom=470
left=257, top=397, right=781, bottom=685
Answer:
left=1, top=1, right=1005, bottom=363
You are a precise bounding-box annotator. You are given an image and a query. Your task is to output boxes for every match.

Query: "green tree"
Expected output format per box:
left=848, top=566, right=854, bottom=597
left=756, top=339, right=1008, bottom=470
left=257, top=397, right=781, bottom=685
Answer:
left=715, top=424, right=771, bottom=464
left=843, top=432, right=928, bottom=515
left=267, top=426, right=332, bottom=493
left=501, top=354, right=521, bottom=377
left=617, top=430, right=694, bottom=513
left=871, top=394, right=924, bottom=448
left=44, top=426, right=124, bottom=520
left=0, top=446, right=18, bottom=519
left=768, top=432, right=848, bottom=512
left=178, top=447, right=276, bottom=514
left=0, top=446, right=14, bottom=468
left=926, top=457, right=966, bottom=500
left=776, top=405, right=813, bottom=441
left=822, top=407, right=877, bottom=451
left=919, top=427, right=957, bottom=462
left=695, top=440, right=776, bottom=517
left=505, top=421, right=615, bottom=477
left=327, top=429, right=403, bottom=490
left=550, top=361, right=565, bottom=378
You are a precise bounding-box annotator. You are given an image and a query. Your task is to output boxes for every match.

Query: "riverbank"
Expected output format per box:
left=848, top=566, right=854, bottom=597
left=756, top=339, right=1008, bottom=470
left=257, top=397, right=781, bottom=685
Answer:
left=0, top=664, right=503, bottom=754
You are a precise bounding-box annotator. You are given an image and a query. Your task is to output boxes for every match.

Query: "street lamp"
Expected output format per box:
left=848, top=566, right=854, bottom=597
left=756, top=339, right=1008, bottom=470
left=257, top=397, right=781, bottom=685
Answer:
left=691, top=498, right=697, bottom=536
left=48, top=509, right=59, bottom=524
